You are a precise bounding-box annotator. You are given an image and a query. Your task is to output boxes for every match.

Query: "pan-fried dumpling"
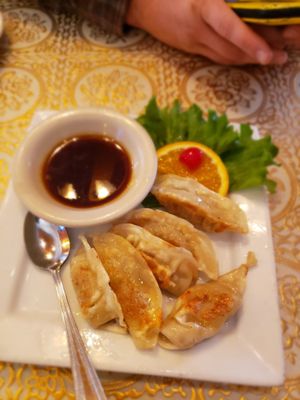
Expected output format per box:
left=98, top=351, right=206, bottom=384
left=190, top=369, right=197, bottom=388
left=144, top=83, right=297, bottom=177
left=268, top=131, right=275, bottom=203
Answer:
left=70, top=236, right=125, bottom=328
left=92, top=232, right=162, bottom=349
left=112, top=223, right=199, bottom=295
left=151, top=174, right=248, bottom=233
left=125, top=208, right=219, bottom=280
left=159, top=252, right=256, bottom=350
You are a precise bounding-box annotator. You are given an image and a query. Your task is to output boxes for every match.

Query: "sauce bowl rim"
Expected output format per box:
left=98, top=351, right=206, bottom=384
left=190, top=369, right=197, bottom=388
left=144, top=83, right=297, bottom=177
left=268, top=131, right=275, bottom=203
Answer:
left=12, top=108, right=158, bottom=227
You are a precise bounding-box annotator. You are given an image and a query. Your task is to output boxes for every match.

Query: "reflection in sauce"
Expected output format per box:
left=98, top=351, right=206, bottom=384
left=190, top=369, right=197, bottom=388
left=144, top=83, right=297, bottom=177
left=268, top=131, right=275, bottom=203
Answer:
left=42, top=134, right=132, bottom=208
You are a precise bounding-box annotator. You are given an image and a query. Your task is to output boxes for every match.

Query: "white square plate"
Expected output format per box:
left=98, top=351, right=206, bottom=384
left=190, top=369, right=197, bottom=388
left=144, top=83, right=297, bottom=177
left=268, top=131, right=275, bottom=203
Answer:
left=0, top=114, right=284, bottom=386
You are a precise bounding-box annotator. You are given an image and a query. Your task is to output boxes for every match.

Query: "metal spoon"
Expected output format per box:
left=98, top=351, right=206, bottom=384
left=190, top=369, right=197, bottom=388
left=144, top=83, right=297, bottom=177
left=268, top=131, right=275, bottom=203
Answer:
left=24, top=212, right=107, bottom=400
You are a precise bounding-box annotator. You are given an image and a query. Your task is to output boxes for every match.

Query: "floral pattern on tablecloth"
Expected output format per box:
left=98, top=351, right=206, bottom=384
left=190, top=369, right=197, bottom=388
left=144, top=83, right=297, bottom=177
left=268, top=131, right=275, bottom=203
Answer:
left=0, top=0, right=300, bottom=398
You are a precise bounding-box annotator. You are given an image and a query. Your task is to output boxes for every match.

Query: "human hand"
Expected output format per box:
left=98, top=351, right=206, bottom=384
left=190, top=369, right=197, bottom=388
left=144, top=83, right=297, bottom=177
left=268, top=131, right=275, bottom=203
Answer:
left=126, top=0, right=288, bottom=65
left=282, top=25, right=300, bottom=49
left=251, top=25, right=286, bottom=50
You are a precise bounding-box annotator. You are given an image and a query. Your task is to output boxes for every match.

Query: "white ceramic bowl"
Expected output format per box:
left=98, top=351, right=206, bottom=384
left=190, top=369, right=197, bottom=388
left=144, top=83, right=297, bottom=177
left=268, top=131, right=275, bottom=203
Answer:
left=12, top=108, right=157, bottom=227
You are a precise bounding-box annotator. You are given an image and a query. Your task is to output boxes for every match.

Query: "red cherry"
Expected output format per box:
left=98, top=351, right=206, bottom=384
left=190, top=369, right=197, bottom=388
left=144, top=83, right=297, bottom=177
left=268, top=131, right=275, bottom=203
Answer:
left=179, top=147, right=203, bottom=170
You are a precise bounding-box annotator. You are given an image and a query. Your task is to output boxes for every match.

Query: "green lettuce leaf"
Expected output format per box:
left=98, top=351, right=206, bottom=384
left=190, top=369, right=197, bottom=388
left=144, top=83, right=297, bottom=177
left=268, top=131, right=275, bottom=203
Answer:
left=137, top=97, right=278, bottom=193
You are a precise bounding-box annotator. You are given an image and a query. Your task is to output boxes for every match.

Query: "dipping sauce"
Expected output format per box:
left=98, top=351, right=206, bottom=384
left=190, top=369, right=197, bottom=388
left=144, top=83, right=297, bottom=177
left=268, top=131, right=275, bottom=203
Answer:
left=42, top=134, right=132, bottom=208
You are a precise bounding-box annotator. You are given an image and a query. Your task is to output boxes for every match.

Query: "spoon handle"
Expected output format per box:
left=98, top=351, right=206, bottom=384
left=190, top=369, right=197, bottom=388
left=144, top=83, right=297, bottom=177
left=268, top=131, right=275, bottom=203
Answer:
left=51, top=268, right=107, bottom=400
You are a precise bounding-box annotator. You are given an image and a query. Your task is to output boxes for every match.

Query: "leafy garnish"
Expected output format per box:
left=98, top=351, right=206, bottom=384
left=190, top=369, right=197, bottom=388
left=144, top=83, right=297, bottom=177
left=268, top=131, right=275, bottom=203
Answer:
left=137, top=97, right=278, bottom=193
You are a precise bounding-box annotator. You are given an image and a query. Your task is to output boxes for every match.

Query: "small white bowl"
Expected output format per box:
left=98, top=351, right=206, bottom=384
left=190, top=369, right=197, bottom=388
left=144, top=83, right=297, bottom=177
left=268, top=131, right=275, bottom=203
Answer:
left=12, top=108, right=157, bottom=227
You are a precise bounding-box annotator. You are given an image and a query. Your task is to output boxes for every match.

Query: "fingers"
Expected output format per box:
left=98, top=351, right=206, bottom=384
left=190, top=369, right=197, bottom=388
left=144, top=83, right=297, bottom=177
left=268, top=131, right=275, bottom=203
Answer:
left=251, top=25, right=285, bottom=49
left=194, top=44, right=242, bottom=65
left=195, top=46, right=253, bottom=65
left=251, top=26, right=290, bottom=63
left=200, top=0, right=287, bottom=65
left=193, top=20, right=256, bottom=65
left=195, top=41, right=286, bottom=66
left=282, top=25, right=300, bottom=48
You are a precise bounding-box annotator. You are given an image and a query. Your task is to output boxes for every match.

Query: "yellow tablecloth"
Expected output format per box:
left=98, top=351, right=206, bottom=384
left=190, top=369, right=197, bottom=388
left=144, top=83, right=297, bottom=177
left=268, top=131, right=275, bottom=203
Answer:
left=0, top=1, right=300, bottom=399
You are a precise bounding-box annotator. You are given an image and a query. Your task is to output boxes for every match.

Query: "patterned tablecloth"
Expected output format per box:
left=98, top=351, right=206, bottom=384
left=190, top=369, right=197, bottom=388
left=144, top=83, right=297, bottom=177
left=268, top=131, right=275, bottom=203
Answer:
left=1, top=1, right=300, bottom=399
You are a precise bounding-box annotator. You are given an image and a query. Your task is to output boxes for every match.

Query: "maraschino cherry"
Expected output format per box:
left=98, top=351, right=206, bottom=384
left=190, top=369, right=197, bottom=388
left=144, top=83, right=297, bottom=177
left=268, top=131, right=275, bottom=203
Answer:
left=179, top=147, right=203, bottom=170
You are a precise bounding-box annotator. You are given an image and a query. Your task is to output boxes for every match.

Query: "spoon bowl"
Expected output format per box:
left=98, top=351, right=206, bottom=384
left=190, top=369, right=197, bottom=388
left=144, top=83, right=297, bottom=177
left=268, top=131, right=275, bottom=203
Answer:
left=24, top=212, right=107, bottom=400
left=24, top=213, right=70, bottom=270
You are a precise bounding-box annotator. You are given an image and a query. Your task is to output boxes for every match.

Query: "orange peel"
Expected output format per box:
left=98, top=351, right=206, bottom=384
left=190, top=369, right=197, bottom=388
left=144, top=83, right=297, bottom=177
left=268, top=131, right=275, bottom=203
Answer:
left=157, top=141, right=229, bottom=196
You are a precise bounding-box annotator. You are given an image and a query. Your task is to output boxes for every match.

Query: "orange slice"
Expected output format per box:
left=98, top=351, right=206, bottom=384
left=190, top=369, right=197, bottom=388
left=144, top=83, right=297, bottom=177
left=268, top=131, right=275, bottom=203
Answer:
left=157, top=141, right=229, bottom=196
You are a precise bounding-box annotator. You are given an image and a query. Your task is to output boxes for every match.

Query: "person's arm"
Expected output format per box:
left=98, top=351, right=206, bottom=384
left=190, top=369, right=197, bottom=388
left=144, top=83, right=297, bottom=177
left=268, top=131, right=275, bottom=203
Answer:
left=125, top=0, right=288, bottom=65
left=40, top=0, right=288, bottom=65
left=40, top=0, right=129, bottom=35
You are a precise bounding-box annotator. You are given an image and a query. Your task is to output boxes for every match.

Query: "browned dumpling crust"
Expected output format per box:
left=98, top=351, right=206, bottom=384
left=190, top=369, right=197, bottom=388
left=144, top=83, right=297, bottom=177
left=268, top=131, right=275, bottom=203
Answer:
left=151, top=174, right=248, bottom=233
left=70, top=237, right=124, bottom=329
left=92, top=232, right=163, bottom=349
left=112, top=223, right=199, bottom=295
left=159, top=252, right=256, bottom=350
left=125, top=208, right=219, bottom=280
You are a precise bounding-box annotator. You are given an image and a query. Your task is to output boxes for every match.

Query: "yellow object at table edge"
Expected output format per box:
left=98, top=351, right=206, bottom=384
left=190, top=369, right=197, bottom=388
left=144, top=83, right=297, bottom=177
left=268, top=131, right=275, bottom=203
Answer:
left=228, top=1, right=300, bottom=24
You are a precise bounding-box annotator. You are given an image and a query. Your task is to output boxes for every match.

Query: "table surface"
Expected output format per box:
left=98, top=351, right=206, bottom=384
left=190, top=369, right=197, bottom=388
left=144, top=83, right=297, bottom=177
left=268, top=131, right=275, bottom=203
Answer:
left=0, top=1, right=300, bottom=399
